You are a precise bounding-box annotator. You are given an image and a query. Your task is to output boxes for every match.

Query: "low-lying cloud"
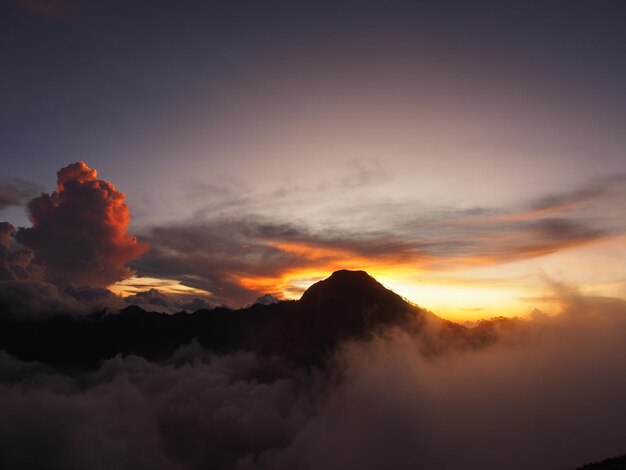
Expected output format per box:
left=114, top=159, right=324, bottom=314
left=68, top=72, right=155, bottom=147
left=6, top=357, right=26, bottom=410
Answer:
left=258, top=306, right=626, bottom=470
left=0, top=344, right=316, bottom=470
left=1, top=293, right=624, bottom=470
left=0, top=281, right=122, bottom=319
left=122, top=288, right=213, bottom=313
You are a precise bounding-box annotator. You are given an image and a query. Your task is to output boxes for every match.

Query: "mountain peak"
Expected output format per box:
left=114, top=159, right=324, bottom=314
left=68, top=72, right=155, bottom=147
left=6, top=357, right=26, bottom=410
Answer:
left=301, top=270, right=378, bottom=294
left=254, top=294, right=280, bottom=305
left=300, top=269, right=400, bottom=306
left=330, top=269, right=371, bottom=277
left=327, top=269, right=375, bottom=283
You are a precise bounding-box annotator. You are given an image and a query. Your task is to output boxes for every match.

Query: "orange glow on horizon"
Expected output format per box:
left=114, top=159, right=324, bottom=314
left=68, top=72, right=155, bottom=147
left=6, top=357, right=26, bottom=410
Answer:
left=232, top=237, right=618, bottom=321
left=109, top=234, right=626, bottom=322
left=237, top=240, right=431, bottom=300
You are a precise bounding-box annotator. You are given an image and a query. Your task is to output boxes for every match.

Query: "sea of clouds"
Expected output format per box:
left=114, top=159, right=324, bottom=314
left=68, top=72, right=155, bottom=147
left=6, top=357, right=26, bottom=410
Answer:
left=1, top=292, right=624, bottom=470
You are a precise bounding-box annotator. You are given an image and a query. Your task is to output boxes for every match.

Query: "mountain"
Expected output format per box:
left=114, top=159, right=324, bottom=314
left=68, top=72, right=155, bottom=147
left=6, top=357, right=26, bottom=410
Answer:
left=577, top=455, right=626, bottom=469
left=0, top=270, right=450, bottom=368
left=247, top=270, right=433, bottom=361
left=253, top=294, right=280, bottom=305
left=300, top=269, right=417, bottom=322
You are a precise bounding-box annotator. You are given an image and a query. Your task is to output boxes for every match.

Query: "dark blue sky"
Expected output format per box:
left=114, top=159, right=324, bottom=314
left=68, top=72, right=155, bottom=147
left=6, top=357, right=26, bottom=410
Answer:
left=3, top=1, right=625, bottom=192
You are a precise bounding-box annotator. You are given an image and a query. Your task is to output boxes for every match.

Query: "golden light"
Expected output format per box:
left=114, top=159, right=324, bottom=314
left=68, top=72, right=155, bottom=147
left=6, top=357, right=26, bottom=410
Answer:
left=234, top=239, right=581, bottom=321
left=109, top=276, right=212, bottom=298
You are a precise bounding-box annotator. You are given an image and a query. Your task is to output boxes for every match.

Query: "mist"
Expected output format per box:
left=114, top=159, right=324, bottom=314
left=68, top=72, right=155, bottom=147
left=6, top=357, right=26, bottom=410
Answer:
left=1, top=292, right=624, bottom=470
left=258, top=306, right=626, bottom=469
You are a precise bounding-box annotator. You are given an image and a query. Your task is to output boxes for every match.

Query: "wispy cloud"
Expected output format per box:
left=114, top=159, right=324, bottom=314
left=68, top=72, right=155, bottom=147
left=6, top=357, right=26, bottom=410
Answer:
left=0, top=178, right=42, bottom=211
left=132, top=175, right=624, bottom=305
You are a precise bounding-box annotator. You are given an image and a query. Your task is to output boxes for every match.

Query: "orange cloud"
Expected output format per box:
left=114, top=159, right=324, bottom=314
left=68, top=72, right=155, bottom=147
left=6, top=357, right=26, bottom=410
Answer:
left=232, top=223, right=606, bottom=302
left=16, top=162, right=148, bottom=287
left=234, top=240, right=429, bottom=299
left=56, top=161, right=97, bottom=188
left=133, top=179, right=614, bottom=307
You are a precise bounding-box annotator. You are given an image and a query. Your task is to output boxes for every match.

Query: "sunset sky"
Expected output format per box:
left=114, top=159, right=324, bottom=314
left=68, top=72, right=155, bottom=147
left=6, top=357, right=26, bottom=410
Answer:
left=2, top=0, right=626, bottom=320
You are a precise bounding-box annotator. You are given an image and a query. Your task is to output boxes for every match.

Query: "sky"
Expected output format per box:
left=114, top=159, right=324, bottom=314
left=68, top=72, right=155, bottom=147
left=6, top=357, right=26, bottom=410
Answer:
left=2, top=0, right=626, bottom=320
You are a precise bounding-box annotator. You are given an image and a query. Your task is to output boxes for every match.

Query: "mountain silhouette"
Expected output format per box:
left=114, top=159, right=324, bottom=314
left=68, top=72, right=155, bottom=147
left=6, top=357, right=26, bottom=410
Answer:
left=0, top=270, right=467, bottom=368
left=577, top=454, right=626, bottom=469
left=300, top=269, right=417, bottom=322
left=247, top=270, right=432, bottom=361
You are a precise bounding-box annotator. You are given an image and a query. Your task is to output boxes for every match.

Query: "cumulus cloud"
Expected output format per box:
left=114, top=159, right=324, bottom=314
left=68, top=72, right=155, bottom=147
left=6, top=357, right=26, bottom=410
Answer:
left=15, top=162, right=147, bottom=287
left=0, top=164, right=147, bottom=317
left=0, top=222, right=36, bottom=281
left=0, top=220, right=125, bottom=319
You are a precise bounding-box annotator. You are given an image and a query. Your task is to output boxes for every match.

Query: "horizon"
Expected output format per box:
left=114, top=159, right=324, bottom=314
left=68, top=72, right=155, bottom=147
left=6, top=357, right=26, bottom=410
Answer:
left=1, top=2, right=625, bottom=469
left=4, top=158, right=625, bottom=322
left=2, top=1, right=626, bottom=322
left=113, top=267, right=552, bottom=326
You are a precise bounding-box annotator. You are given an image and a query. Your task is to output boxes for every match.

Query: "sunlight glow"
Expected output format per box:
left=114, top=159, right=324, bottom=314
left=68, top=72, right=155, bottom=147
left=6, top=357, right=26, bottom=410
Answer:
left=109, top=276, right=212, bottom=298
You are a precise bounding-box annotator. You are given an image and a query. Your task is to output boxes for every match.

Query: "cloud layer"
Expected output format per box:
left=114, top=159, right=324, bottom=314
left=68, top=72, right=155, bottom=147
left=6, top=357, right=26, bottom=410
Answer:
left=133, top=173, right=622, bottom=305
left=0, top=292, right=624, bottom=470
left=257, top=305, right=626, bottom=469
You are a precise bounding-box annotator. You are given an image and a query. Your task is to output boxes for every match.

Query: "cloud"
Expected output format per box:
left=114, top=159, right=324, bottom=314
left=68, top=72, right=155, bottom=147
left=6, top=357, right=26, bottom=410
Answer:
left=0, top=293, right=624, bottom=469
left=0, top=280, right=121, bottom=319
left=246, top=300, right=626, bottom=470
left=448, top=217, right=604, bottom=266
left=337, top=159, right=393, bottom=189
left=114, top=172, right=626, bottom=307
left=133, top=206, right=606, bottom=305
left=529, top=173, right=626, bottom=214
left=0, top=178, right=43, bottom=210
left=122, top=288, right=212, bottom=313
left=132, top=217, right=419, bottom=305
left=0, top=217, right=124, bottom=319
left=131, top=218, right=314, bottom=303
left=0, top=222, right=36, bottom=281
left=119, top=172, right=626, bottom=306
left=0, top=162, right=144, bottom=318
left=0, top=345, right=316, bottom=470
left=15, top=162, right=148, bottom=288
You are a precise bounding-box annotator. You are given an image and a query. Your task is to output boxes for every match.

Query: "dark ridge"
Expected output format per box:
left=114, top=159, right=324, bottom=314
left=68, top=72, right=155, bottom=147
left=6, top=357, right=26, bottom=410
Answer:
left=251, top=270, right=429, bottom=362
left=301, top=270, right=401, bottom=304
left=0, top=270, right=484, bottom=369
left=577, top=455, right=626, bottom=469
